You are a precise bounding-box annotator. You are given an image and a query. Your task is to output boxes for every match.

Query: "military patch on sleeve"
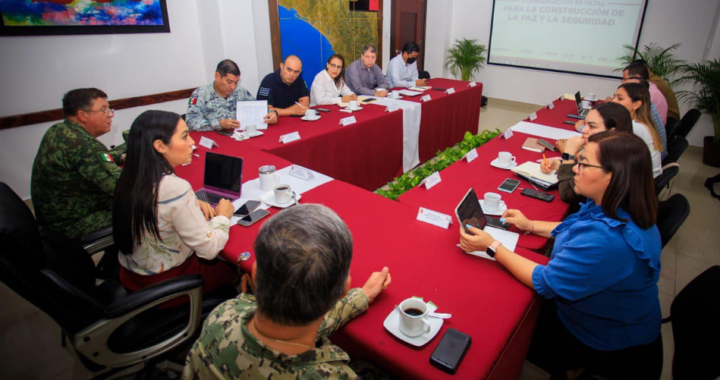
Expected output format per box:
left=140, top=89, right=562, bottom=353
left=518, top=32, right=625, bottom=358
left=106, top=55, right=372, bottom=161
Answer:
left=190, top=97, right=198, bottom=105
left=100, top=153, right=114, bottom=163
left=259, top=87, right=270, bottom=97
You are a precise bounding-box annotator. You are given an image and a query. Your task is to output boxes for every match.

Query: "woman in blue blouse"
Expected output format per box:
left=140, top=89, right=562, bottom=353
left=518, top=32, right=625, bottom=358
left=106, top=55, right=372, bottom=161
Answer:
left=460, top=132, right=662, bottom=379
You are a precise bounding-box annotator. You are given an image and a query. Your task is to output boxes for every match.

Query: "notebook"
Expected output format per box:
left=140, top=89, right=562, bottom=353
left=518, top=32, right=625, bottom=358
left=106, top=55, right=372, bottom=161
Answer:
left=194, top=152, right=243, bottom=206
left=511, top=161, right=559, bottom=190
left=522, top=137, right=545, bottom=153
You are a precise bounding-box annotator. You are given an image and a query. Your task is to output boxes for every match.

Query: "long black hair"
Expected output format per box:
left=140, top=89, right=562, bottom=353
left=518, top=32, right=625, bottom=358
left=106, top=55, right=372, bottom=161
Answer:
left=113, top=110, right=181, bottom=254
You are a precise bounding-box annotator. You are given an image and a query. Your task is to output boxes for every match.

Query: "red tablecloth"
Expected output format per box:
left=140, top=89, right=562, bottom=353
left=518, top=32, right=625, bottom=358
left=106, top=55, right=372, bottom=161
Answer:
left=400, top=78, right=484, bottom=161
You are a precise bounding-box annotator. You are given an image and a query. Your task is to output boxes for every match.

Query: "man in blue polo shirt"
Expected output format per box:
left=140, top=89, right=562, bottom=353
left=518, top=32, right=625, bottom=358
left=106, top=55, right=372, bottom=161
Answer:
left=257, top=55, right=310, bottom=117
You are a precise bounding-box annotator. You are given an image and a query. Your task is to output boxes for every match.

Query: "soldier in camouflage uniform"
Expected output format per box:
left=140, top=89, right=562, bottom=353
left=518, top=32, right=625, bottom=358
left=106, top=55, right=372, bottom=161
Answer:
left=183, top=205, right=392, bottom=379
left=186, top=59, right=278, bottom=132
left=31, top=88, right=126, bottom=240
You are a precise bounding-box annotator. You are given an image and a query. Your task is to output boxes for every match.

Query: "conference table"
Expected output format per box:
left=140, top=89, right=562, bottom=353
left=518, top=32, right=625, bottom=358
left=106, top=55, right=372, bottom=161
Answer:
left=173, top=94, right=583, bottom=379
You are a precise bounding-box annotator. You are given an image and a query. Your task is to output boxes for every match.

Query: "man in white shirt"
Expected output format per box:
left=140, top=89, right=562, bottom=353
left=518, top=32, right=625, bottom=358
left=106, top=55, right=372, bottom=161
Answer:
left=386, top=41, right=427, bottom=88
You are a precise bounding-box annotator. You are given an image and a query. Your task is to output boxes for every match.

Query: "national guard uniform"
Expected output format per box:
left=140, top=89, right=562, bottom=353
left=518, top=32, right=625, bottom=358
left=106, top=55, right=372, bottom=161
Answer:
left=183, top=289, right=371, bottom=379
left=31, top=119, right=126, bottom=240
left=185, top=83, right=256, bottom=131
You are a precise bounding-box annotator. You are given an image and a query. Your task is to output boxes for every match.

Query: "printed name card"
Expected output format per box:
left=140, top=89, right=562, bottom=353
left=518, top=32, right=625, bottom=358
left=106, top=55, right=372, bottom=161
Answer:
left=198, top=136, right=218, bottom=149
left=445, top=88, right=456, bottom=95
left=417, top=207, right=452, bottom=229
left=503, top=129, right=514, bottom=140
left=463, top=148, right=479, bottom=163
left=279, top=131, right=301, bottom=144
left=547, top=102, right=555, bottom=110
left=468, top=82, right=477, bottom=87
left=421, top=94, right=432, bottom=102
left=529, top=112, right=538, bottom=121
left=289, top=165, right=315, bottom=181
left=339, top=116, right=357, bottom=126
left=385, top=104, right=400, bottom=113
left=422, top=172, right=442, bottom=190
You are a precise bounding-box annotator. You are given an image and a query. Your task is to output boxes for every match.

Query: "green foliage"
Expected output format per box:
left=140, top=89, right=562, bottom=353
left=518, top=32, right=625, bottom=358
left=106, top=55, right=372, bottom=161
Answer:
left=675, top=59, right=720, bottom=142
left=616, top=43, right=685, bottom=88
left=444, top=39, right=487, bottom=82
left=376, top=129, right=501, bottom=200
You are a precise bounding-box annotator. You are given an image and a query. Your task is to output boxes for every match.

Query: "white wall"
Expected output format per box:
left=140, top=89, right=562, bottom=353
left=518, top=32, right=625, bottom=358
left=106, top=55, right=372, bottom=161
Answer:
left=424, top=0, right=454, bottom=78
left=429, top=0, right=720, bottom=146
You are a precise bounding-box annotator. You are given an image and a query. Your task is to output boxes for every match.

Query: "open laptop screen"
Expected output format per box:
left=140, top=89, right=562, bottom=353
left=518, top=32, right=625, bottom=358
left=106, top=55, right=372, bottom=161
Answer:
left=204, top=152, right=242, bottom=193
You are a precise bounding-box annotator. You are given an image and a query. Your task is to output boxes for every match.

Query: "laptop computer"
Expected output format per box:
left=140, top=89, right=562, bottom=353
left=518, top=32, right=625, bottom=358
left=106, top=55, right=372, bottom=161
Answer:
left=194, top=152, right=243, bottom=206
left=455, top=188, right=519, bottom=260
left=574, top=91, right=590, bottom=117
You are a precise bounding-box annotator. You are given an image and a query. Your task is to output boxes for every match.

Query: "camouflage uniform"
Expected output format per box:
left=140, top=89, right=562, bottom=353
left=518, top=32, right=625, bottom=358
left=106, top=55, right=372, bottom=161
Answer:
left=186, top=83, right=256, bottom=131
left=183, top=289, right=370, bottom=379
left=30, top=119, right=126, bottom=239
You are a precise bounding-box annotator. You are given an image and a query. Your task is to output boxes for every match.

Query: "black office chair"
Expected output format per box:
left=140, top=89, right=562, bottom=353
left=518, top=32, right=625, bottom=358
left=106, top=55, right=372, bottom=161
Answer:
left=676, top=109, right=701, bottom=139
left=0, top=182, right=234, bottom=378
left=656, top=193, right=690, bottom=248
left=665, top=117, right=679, bottom=142
left=662, top=136, right=689, bottom=166
left=655, top=165, right=679, bottom=195
left=663, top=266, right=720, bottom=380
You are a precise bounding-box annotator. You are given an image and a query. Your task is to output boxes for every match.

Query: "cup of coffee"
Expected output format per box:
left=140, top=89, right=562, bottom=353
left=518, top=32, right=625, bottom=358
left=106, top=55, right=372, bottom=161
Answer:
left=349, top=100, right=359, bottom=110
left=274, top=184, right=293, bottom=204
left=497, top=151, right=516, bottom=167
left=484, top=192, right=502, bottom=212
left=245, top=124, right=258, bottom=136
left=582, top=100, right=592, bottom=109
left=390, top=91, right=399, bottom=99
left=259, top=165, right=279, bottom=191
left=587, top=92, right=596, bottom=101
left=305, top=109, right=317, bottom=119
left=398, top=298, right=431, bottom=337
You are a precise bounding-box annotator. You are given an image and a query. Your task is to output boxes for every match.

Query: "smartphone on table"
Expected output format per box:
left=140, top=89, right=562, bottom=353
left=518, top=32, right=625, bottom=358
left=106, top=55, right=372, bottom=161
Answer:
left=430, top=328, right=471, bottom=374
left=498, top=178, right=521, bottom=193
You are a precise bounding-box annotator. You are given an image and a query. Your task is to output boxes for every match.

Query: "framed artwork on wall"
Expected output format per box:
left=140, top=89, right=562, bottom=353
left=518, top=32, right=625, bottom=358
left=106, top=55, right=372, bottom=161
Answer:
left=0, top=0, right=170, bottom=36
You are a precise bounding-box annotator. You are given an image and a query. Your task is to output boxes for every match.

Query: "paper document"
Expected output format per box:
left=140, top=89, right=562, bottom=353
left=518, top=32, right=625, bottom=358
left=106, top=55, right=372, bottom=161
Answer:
left=236, top=100, right=269, bottom=130
left=511, top=121, right=581, bottom=140
left=511, top=161, right=558, bottom=184
left=461, top=227, right=519, bottom=261
left=409, top=86, right=431, bottom=91
left=398, top=90, right=422, bottom=97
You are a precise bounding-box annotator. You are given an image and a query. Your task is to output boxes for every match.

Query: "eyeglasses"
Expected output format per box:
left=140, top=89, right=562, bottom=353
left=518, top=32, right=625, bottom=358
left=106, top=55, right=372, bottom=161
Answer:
left=328, top=63, right=342, bottom=70
left=84, top=108, right=115, bottom=116
left=574, top=155, right=604, bottom=172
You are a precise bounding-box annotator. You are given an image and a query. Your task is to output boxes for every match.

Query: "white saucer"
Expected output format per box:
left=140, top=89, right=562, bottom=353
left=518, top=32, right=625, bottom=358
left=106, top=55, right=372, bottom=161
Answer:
left=480, top=200, right=507, bottom=216
left=490, top=159, right=517, bottom=170
left=388, top=96, right=403, bottom=100
left=301, top=115, right=321, bottom=121
left=344, top=106, right=363, bottom=112
left=383, top=305, right=443, bottom=347
left=260, top=192, right=301, bottom=209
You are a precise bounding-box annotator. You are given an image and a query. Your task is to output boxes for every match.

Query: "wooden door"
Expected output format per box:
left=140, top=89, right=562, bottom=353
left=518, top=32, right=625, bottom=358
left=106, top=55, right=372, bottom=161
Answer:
left=390, top=0, right=427, bottom=71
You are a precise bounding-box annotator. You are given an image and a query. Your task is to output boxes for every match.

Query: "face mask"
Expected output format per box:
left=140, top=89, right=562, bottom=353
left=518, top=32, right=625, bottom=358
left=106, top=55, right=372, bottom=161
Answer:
left=407, top=57, right=417, bottom=64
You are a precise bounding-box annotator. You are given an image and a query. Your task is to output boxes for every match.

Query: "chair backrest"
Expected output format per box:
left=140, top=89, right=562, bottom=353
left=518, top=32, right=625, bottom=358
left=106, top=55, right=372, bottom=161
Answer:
left=0, top=182, right=108, bottom=335
left=670, top=266, right=720, bottom=380
left=656, top=193, right=690, bottom=248
left=663, top=136, right=689, bottom=166
left=677, top=109, right=701, bottom=139
left=654, top=166, right=679, bottom=195
left=665, top=117, right=679, bottom=142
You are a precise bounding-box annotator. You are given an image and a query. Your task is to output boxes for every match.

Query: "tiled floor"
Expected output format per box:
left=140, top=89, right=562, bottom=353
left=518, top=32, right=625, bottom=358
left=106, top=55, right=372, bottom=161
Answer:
left=2, top=99, right=718, bottom=379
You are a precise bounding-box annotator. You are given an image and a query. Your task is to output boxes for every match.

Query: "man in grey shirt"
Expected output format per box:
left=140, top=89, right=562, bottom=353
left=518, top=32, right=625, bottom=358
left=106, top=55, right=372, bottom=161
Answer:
left=345, top=45, right=390, bottom=97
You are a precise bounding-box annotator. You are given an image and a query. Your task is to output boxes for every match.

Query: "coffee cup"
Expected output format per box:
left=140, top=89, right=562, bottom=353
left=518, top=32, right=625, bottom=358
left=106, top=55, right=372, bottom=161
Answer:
left=398, top=298, right=431, bottom=337
left=259, top=165, right=279, bottom=191
left=245, top=124, right=258, bottom=136
left=497, top=151, right=516, bottom=167
left=390, top=91, right=399, bottom=99
left=582, top=100, right=592, bottom=109
left=305, top=109, right=317, bottom=119
left=349, top=100, right=359, bottom=110
left=586, top=92, right=596, bottom=101
left=274, top=184, right=293, bottom=204
left=484, top=192, right=502, bottom=212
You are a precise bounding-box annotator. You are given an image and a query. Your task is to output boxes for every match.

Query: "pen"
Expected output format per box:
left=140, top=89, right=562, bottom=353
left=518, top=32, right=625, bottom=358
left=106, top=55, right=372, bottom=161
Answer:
left=295, top=102, right=307, bottom=109
left=542, top=154, right=549, bottom=170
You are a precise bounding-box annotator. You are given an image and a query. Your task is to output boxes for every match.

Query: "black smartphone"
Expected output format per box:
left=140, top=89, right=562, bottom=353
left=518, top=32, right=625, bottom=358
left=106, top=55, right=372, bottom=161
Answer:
left=486, top=216, right=511, bottom=230
left=498, top=178, right=521, bottom=193
left=237, top=209, right=270, bottom=227
left=215, top=129, right=234, bottom=137
left=315, top=108, right=331, bottom=112
left=432, top=88, right=447, bottom=91
left=430, top=328, right=471, bottom=374
left=234, top=200, right=261, bottom=217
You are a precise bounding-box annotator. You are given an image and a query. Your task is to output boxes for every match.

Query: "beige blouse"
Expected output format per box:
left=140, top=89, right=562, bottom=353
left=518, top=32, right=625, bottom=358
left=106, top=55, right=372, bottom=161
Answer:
left=119, top=174, right=230, bottom=275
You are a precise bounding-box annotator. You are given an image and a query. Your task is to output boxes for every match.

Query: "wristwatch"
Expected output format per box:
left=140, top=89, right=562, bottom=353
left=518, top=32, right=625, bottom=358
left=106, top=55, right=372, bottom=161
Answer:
left=269, top=109, right=279, bottom=117
left=561, top=152, right=576, bottom=161
left=486, top=240, right=502, bottom=258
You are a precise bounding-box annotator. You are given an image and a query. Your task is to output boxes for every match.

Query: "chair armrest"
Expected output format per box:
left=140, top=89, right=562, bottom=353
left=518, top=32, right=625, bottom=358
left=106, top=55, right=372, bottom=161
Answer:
left=80, top=226, right=114, bottom=254
left=104, top=274, right=205, bottom=318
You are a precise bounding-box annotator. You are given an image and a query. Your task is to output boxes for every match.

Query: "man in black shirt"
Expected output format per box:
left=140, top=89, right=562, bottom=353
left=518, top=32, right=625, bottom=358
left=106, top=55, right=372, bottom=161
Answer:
left=257, top=55, right=310, bottom=117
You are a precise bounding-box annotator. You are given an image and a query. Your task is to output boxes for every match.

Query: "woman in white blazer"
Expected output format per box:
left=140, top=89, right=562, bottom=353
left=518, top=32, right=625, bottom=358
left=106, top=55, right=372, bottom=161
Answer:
left=310, top=54, right=357, bottom=106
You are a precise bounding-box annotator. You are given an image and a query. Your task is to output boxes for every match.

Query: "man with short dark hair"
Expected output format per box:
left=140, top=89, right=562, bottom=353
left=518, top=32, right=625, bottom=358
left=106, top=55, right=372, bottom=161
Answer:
left=623, top=61, right=668, bottom=123
left=256, top=55, right=311, bottom=117
left=387, top=41, right=427, bottom=88
left=346, top=44, right=391, bottom=97
left=183, top=204, right=392, bottom=379
left=186, top=59, right=278, bottom=131
left=31, top=88, right=126, bottom=239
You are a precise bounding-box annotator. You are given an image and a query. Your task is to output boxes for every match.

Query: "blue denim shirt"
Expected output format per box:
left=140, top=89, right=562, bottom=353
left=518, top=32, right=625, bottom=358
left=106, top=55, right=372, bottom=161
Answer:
left=532, top=201, right=662, bottom=351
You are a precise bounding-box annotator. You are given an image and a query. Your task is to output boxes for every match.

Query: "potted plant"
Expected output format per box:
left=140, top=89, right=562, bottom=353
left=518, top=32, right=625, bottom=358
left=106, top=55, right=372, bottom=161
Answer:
left=444, top=38, right=487, bottom=82
left=617, top=43, right=685, bottom=88
left=676, top=59, right=720, bottom=167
